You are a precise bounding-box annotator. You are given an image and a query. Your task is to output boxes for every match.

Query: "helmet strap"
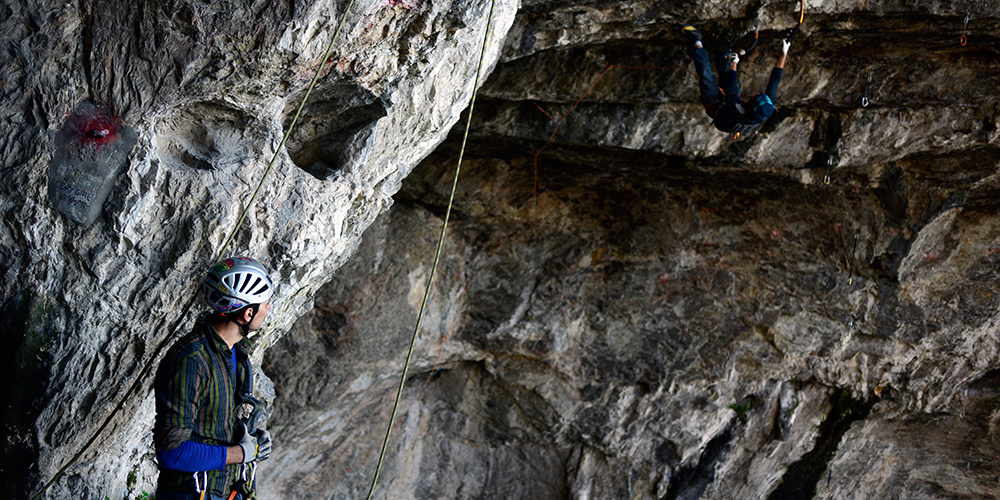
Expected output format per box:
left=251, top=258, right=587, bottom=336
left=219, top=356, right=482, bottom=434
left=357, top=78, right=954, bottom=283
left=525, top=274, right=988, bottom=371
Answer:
left=232, top=317, right=250, bottom=337
left=231, top=303, right=261, bottom=337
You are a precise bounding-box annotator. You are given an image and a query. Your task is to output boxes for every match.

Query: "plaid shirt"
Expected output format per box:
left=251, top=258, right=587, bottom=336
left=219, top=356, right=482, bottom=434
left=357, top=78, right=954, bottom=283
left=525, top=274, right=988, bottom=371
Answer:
left=153, top=319, right=254, bottom=496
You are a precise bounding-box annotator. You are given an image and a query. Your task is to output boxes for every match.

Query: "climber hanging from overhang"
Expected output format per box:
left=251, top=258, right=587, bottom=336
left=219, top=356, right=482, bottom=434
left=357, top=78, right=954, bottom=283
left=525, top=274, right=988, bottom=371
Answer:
left=680, top=21, right=791, bottom=137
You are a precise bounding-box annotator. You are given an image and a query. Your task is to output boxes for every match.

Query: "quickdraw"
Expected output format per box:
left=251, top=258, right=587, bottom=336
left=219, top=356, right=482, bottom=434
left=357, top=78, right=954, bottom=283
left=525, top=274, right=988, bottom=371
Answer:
left=786, top=0, right=805, bottom=42
left=734, top=25, right=760, bottom=56
left=961, top=14, right=969, bottom=46
left=848, top=232, right=860, bottom=285
left=231, top=462, right=258, bottom=500
left=861, top=74, right=871, bottom=107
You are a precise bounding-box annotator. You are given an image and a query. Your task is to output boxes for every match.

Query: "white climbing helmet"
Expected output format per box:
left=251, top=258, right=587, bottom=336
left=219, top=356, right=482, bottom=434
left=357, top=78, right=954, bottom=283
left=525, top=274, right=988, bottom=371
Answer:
left=203, top=257, right=274, bottom=314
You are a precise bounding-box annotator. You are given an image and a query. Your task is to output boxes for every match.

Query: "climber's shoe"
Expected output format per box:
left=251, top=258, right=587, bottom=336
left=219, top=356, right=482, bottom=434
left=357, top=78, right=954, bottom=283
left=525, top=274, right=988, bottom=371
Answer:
left=680, top=23, right=702, bottom=45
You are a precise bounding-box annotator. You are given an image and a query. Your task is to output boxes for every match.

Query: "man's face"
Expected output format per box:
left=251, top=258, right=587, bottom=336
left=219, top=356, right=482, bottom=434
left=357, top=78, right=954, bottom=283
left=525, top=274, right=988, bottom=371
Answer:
left=247, top=299, right=271, bottom=331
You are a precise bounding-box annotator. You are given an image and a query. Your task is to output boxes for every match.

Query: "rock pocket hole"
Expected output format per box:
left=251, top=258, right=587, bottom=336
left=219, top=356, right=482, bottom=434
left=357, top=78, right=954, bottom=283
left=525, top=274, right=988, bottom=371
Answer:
left=283, top=83, right=387, bottom=180
left=156, top=101, right=256, bottom=171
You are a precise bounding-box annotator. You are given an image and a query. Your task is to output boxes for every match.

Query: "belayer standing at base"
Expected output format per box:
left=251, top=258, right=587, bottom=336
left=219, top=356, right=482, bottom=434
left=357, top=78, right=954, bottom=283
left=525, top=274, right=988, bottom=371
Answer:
left=681, top=23, right=790, bottom=135
left=153, top=257, right=275, bottom=500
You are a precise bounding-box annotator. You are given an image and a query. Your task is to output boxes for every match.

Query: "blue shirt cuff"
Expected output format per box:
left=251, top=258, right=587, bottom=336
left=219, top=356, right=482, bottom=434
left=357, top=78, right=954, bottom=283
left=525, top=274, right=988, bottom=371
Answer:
left=157, top=440, right=227, bottom=472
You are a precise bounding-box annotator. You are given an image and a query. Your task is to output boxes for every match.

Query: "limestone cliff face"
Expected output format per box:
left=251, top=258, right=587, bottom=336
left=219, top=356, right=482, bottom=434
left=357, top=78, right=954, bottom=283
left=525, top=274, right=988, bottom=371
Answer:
left=0, top=0, right=515, bottom=497
left=3, top=0, right=1000, bottom=499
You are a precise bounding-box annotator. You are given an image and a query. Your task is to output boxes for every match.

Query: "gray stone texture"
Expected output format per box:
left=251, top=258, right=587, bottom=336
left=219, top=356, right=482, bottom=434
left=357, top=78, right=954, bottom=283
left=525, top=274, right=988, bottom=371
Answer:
left=1, top=0, right=515, bottom=497
left=3, top=0, right=1000, bottom=499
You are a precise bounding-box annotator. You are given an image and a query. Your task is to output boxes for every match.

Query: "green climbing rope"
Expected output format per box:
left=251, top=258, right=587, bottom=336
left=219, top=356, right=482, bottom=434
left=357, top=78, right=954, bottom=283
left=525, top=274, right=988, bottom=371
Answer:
left=363, top=1, right=497, bottom=498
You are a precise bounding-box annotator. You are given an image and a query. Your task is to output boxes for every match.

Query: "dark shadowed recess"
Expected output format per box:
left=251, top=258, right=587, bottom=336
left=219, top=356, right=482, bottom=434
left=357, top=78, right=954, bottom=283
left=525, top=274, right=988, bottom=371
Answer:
left=665, top=427, right=733, bottom=500
left=0, top=290, right=53, bottom=497
left=282, top=83, right=387, bottom=180
left=767, top=389, right=874, bottom=500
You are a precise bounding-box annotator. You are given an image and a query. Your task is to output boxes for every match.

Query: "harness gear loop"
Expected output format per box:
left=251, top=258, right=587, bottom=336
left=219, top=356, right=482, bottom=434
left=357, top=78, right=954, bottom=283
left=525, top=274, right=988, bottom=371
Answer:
left=961, top=14, right=969, bottom=46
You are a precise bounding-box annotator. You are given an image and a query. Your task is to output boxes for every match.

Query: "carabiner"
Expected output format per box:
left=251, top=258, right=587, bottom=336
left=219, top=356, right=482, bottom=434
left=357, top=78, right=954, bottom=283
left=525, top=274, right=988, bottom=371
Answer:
left=861, top=75, right=871, bottom=107
left=961, top=14, right=970, bottom=46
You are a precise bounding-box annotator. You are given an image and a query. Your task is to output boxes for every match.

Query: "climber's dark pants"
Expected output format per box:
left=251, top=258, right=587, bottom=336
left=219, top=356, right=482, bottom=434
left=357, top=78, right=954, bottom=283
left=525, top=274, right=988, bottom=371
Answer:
left=692, top=47, right=741, bottom=118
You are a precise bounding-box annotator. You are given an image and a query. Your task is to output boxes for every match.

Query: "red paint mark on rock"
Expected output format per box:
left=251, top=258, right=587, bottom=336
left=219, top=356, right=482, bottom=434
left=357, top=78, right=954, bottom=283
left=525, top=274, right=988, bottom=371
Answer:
left=769, top=229, right=781, bottom=240
left=58, top=100, right=123, bottom=151
left=657, top=273, right=670, bottom=283
left=924, top=250, right=939, bottom=262
left=48, top=100, right=136, bottom=226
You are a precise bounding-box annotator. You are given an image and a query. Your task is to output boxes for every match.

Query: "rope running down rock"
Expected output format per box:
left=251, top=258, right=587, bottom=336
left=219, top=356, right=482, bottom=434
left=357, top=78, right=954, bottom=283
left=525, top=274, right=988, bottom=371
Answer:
left=363, top=1, right=498, bottom=498
left=30, top=2, right=358, bottom=497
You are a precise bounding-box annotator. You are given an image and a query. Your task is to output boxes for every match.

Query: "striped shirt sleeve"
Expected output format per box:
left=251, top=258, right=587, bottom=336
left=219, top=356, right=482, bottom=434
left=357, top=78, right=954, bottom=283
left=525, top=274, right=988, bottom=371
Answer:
left=154, top=345, right=205, bottom=452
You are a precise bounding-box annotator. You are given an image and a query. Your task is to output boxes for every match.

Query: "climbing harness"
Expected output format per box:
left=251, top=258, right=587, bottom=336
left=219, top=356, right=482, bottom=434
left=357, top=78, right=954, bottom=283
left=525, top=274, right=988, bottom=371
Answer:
left=364, top=1, right=496, bottom=499
left=860, top=74, right=871, bottom=107
left=961, top=14, right=969, bottom=46
left=30, top=2, right=358, bottom=499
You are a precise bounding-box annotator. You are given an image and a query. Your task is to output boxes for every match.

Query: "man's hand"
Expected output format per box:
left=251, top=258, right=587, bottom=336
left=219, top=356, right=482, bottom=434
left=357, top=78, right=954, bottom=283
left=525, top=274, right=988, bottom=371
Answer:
left=782, top=38, right=791, bottom=54
left=236, top=423, right=259, bottom=463
left=254, top=429, right=272, bottom=462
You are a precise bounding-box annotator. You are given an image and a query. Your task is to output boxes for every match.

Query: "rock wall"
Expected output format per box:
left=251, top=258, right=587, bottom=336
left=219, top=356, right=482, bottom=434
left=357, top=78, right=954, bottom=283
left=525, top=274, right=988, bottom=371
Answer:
left=262, top=2, right=1000, bottom=500
left=0, top=0, right=515, bottom=498
left=4, top=0, right=1000, bottom=499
